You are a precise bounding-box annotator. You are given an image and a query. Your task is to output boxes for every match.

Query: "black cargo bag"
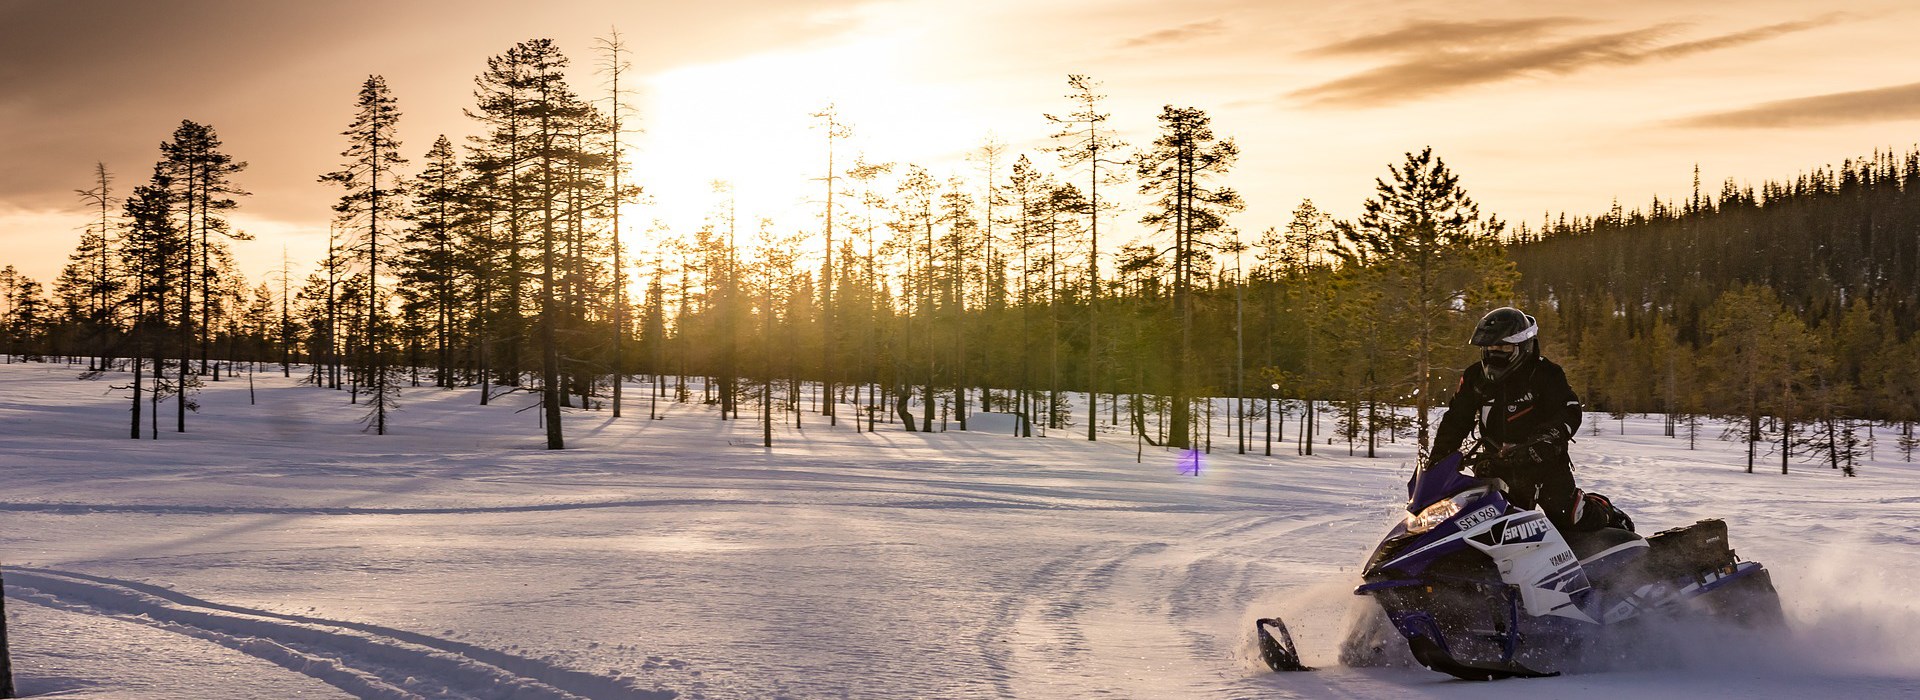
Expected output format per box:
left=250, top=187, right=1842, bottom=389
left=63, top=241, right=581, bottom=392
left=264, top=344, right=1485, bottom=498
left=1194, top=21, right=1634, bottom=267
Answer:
left=1644, top=518, right=1735, bottom=581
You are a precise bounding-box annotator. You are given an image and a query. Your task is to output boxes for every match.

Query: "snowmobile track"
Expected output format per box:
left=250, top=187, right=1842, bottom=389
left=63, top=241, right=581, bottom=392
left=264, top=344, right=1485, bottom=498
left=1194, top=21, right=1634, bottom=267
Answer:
left=3, top=567, right=674, bottom=700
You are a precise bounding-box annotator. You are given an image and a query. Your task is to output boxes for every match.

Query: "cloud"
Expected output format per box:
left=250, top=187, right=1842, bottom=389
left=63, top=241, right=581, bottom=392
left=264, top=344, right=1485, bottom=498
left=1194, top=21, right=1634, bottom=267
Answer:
left=1639, top=14, right=1848, bottom=60
left=1120, top=19, right=1225, bottom=49
left=1677, top=80, right=1920, bottom=128
left=1292, top=27, right=1666, bottom=107
left=1292, top=14, right=1847, bottom=109
left=1304, top=17, right=1587, bottom=57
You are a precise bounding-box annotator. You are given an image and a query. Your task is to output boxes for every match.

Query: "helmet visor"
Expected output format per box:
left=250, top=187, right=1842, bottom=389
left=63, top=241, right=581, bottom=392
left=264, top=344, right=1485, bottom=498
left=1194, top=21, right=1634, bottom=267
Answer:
left=1498, top=324, right=1538, bottom=345
left=1483, top=343, right=1518, bottom=368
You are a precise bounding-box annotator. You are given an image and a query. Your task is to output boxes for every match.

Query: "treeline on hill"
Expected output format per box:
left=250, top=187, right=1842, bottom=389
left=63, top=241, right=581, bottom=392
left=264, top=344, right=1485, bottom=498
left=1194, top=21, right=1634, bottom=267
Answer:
left=1508, top=156, right=1920, bottom=474
left=0, top=35, right=1914, bottom=474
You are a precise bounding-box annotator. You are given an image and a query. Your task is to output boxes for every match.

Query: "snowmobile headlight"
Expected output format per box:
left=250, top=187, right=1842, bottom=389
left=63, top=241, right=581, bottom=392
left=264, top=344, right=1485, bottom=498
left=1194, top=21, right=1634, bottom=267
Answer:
left=1405, top=499, right=1460, bottom=534
left=1404, top=487, right=1490, bottom=535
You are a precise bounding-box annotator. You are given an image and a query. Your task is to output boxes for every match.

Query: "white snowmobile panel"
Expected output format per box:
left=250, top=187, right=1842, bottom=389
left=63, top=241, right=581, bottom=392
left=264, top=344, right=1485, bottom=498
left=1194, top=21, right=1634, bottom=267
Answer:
left=1464, top=512, right=1597, bottom=623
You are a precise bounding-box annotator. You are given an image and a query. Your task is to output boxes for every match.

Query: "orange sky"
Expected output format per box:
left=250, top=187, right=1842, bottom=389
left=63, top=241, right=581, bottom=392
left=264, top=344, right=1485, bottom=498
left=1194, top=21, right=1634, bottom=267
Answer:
left=4, top=0, right=1920, bottom=287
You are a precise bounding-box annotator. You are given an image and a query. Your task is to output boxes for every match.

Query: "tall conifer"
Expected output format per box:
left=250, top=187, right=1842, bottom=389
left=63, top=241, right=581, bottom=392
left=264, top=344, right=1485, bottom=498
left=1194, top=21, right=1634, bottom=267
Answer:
left=322, top=75, right=409, bottom=434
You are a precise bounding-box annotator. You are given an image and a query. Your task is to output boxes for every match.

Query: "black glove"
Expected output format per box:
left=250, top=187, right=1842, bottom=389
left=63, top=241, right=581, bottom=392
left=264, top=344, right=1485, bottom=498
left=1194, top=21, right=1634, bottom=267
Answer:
left=1487, top=448, right=1530, bottom=475
left=1508, top=426, right=1569, bottom=464
left=1534, top=425, right=1570, bottom=446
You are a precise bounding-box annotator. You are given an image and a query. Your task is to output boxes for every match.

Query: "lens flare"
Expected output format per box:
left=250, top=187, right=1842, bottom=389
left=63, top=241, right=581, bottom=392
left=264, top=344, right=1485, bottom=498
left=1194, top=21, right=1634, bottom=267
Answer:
left=1179, top=449, right=1203, bottom=476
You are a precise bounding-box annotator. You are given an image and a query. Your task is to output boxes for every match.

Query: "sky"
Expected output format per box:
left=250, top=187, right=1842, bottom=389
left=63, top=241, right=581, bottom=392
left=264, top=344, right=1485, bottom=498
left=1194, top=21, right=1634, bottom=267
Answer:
left=4, top=0, right=1920, bottom=287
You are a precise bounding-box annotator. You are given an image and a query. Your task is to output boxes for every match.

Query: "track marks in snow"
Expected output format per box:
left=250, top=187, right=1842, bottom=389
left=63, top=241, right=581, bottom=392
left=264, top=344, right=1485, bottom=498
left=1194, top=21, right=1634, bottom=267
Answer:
left=0, top=497, right=1234, bottom=518
left=1159, top=513, right=1359, bottom=664
left=1041, top=543, right=1170, bottom=655
left=973, top=542, right=1172, bottom=698
left=972, top=512, right=1360, bottom=698
left=0, top=499, right=759, bottom=517
left=1166, top=557, right=1243, bottom=656
left=974, top=544, right=1096, bottom=697
left=4, top=567, right=675, bottom=699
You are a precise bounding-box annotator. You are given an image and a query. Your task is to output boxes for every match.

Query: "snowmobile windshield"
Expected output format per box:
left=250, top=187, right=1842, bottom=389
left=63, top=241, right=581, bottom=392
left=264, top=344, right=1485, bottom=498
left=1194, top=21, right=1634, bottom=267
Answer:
left=1407, top=451, right=1484, bottom=514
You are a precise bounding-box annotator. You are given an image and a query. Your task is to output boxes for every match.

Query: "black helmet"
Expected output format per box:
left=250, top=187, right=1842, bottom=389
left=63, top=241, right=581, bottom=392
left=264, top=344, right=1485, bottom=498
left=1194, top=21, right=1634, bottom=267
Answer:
left=1471, top=307, right=1538, bottom=382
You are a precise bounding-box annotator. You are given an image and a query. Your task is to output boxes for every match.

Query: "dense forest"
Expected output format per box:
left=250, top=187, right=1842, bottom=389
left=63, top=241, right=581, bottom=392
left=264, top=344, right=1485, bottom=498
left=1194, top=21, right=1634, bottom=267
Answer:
left=1508, top=155, right=1920, bottom=474
left=1, top=36, right=1914, bottom=475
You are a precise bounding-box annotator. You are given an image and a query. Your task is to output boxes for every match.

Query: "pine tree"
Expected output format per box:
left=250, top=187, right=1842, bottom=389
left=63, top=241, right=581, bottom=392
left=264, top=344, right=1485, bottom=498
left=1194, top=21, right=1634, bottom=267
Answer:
left=709, top=181, right=743, bottom=422
left=294, top=271, right=335, bottom=387
left=844, top=156, right=894, bottom=431
left=3, top=272, right=49, bottom=360
left=1046, top=74, right=1127, bottom=441
left=322, top=75, right=409, bottom=434
left=939, top=178, right=980, bottom=431
left=1279, top=200, right=1338, bottom=455
left=64, top=162, right=123, bottom=369
left=890, top=165, right=939, bottom=432
left=596, top=29, right=639, bottom=420
left=1043, top=183, right=1086, bottom=430
left=811, top=105, right=851, bottom=427
left=160, top=120, right=248, bottom=381
left=1000, top=156, right=1048, bottom=436
left=1869, top=333, right=1920, bottom=462
left=400, top=135, right=468, bottom=389
left=467, top=44, right=537, bottom=398
left=1338, top=147, right=1511, bottom=460
left=118, top=166, right=186, bottom=438
left=968, top=137, right=1007, bottom=415
left=1137, top=106, right=1241, bottom=449
left=277, top=247, right=295, bottom=376
left=1705, top=285, right=1816, bottom=473
left=467, top=38, right=595, bottom=448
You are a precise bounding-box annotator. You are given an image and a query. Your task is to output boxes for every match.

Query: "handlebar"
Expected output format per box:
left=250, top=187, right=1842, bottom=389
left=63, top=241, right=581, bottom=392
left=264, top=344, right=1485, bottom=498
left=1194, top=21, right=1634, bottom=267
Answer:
left=1428, top=442, right=1516, bottom=482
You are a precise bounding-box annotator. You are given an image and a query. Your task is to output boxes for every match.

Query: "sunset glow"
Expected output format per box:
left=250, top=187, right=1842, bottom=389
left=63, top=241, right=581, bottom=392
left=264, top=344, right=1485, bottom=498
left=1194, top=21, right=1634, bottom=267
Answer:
left=635, top=35, right=914, bottom=246
left=5, top=5, right=1920, bottom=696
left=5, top=1, right=1920, bottom=284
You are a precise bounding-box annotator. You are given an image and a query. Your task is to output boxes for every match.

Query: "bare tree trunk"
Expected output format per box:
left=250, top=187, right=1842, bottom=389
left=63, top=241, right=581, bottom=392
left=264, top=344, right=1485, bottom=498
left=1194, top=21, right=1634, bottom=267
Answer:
left=130, top=345, right=143, bottom=439
left=1781, top=413, right=1791, bottom=475
left=178, top=263, right=190, bottom=433
left=1, top=565, right=13, bottom=698
left=539, top=95, right=564, bottom=450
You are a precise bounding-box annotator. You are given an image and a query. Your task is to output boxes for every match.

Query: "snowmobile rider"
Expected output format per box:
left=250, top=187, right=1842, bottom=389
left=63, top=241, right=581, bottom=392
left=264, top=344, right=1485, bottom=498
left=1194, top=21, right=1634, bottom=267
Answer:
left=1429, top=307, right=1632, bottom=533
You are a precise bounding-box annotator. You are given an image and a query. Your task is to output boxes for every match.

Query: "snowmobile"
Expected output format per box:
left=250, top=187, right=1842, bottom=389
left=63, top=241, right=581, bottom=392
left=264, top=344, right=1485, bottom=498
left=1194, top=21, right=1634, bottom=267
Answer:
left=1256, top=444, right=1785, bottom=680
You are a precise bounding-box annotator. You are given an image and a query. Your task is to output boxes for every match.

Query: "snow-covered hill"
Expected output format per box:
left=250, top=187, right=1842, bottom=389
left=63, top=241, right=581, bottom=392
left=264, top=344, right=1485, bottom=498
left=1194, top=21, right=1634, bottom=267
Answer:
left=1, top=362, right=1915, bottom=698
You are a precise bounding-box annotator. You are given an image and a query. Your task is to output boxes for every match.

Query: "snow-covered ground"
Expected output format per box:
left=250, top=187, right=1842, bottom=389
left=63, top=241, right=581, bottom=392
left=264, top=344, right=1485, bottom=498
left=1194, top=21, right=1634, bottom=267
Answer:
left=1, top=361, right=1917, bottom=699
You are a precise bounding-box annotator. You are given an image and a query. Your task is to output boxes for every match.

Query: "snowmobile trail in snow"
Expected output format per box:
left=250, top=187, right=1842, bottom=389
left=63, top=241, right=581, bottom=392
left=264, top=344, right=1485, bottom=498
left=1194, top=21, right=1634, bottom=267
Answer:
left=973, top=541, right=1182, bottom=698
left=0, top=498, right=765, bottom=517
left=4, top=567, right=676, bottom=699
left=0, top=494, right=1240, bottom=518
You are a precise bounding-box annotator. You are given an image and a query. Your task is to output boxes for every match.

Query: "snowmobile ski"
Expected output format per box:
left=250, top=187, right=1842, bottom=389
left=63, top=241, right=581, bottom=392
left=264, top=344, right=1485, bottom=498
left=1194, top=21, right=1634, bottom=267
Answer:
left=1255, top=617, right=1312, bottom=672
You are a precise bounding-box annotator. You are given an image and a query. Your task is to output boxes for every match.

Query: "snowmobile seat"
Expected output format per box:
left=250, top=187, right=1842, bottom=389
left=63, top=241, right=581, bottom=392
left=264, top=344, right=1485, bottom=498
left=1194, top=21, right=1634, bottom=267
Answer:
left=1565, top=527, right=1648, bottom=580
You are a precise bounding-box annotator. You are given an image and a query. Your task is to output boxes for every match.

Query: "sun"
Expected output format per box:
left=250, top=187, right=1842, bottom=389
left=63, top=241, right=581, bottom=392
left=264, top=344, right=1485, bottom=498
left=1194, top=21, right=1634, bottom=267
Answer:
left=625, top=35, right=902, bottom=248
left=616, top=16, right=1019, bottom=249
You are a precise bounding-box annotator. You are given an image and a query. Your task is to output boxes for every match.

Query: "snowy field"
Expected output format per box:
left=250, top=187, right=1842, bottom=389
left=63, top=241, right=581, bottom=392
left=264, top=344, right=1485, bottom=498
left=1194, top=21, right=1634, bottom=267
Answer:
left=1, top=361, right=1918, bottom=699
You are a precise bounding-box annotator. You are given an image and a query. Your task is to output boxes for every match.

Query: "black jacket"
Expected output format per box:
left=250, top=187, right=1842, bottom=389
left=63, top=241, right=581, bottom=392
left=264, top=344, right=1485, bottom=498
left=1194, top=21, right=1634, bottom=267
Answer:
left=1431, top=357, right=1582, bottom=459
